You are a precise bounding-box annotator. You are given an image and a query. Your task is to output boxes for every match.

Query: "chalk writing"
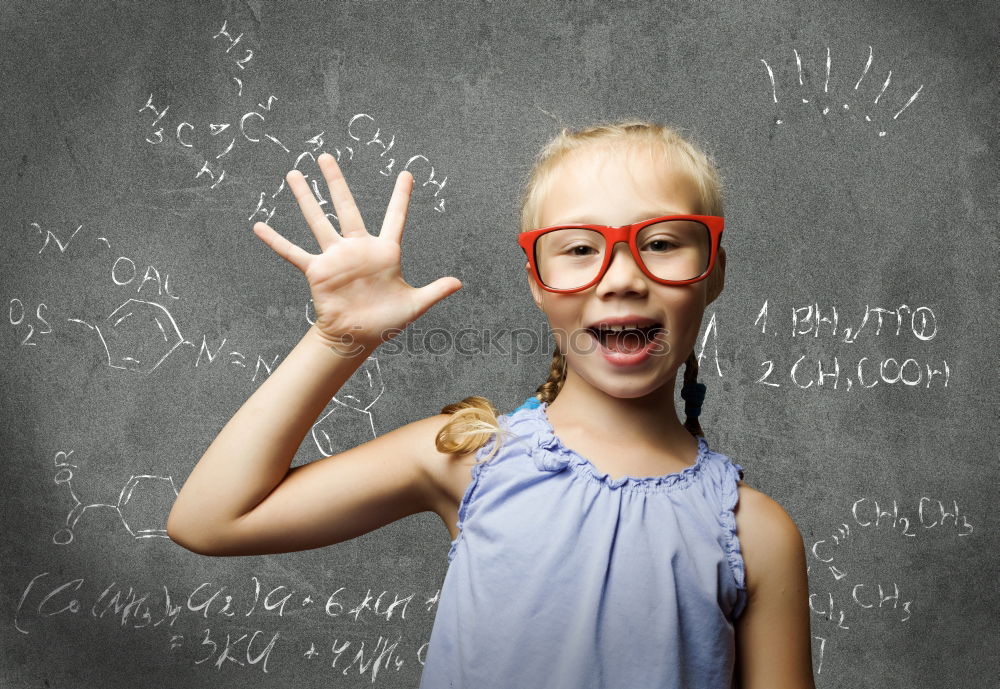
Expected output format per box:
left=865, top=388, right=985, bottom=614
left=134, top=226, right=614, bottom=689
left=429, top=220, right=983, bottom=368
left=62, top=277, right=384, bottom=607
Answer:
left=750, top=300, right=951, bottom=390
left=760, top=44, right=924, bottom=136
left=804, top=497, right=974, bottom=675
left=811, top=497, right=973, bottom=581
left=15, top=571, right=440, bottom=679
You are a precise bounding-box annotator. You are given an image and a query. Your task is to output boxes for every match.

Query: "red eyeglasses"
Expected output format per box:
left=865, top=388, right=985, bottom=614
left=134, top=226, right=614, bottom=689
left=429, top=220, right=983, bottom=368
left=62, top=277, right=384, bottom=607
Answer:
left=518, top=214, right=725, bottom=293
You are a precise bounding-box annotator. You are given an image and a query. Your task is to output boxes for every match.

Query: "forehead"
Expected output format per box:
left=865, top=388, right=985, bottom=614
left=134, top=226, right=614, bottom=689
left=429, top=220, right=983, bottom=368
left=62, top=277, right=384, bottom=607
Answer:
left=538, top=143, right=701, bottom=227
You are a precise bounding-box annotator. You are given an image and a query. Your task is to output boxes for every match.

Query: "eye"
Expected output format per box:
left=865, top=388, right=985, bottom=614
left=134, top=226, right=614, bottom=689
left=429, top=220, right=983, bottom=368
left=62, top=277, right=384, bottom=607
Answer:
left=641, top=237, right=678, bottom=252
left=566, top=244, right=598, bottom=256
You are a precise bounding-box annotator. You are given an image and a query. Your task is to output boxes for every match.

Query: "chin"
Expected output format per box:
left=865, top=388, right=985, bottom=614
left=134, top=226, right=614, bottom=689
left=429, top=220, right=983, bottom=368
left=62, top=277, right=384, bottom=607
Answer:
left=580, top=372, right=671, bottom=400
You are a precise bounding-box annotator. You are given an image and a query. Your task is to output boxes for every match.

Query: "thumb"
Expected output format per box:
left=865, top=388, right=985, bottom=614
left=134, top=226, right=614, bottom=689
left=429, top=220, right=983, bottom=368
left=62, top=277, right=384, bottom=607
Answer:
left=413, top=277, right=462, bottom=316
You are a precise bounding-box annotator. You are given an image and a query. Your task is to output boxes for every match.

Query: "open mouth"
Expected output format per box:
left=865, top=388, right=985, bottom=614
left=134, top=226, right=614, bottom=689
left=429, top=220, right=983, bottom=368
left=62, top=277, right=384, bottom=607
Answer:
left=585, top=323, right=665, bottom=354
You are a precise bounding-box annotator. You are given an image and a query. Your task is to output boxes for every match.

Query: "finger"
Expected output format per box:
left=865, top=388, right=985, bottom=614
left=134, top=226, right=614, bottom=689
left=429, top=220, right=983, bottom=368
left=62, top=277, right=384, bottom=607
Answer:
left=412, top=277, right=463, bottom=319
left=252, top=221, right=313, bottom=273
left=317, top=153, right=367, bottom=238
left=379, top=170, right=414, bottom=245
left=286, top=170, right=340, bottom=251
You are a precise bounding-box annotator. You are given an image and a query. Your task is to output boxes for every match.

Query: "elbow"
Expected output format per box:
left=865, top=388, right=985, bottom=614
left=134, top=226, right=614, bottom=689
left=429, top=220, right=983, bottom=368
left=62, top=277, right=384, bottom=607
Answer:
left=166, top=516, right=223, bottom=557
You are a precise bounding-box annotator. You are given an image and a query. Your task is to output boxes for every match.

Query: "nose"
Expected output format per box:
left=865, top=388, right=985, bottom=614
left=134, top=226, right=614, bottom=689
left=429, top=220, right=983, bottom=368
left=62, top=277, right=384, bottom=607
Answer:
left=595, top=242, right=648, bottom=294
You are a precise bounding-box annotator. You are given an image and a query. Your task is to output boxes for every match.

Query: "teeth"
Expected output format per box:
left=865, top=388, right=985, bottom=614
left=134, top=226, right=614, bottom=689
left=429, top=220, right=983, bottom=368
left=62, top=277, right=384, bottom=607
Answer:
left=595, top=323, right=654, bottom=332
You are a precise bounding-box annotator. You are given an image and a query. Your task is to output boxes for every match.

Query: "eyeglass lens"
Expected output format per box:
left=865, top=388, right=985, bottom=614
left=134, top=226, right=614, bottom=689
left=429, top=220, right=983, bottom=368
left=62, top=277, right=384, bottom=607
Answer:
left=534, top=220, right=712, bottom=290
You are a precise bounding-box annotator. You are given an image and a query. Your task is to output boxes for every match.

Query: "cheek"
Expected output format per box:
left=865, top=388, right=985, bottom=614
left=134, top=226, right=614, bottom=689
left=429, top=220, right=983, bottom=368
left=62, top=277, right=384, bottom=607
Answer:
left=552, top=319, right=589, bottom=357
left=540, top=298, right=585, bottom=345
left=676, top=312, right=706, bottom=355
left=659, top=294, right=706, bottom=347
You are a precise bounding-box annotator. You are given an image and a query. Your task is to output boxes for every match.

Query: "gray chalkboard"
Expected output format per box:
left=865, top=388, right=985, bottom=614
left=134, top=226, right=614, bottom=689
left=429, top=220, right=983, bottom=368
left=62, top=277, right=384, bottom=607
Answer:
left=2, top=0, right=996, bottom=687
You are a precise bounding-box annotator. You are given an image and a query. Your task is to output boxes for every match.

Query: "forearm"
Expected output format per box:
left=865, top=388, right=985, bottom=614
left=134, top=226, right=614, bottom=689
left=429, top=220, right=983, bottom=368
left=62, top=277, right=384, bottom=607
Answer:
left=167, top=324, right=374, bottom=542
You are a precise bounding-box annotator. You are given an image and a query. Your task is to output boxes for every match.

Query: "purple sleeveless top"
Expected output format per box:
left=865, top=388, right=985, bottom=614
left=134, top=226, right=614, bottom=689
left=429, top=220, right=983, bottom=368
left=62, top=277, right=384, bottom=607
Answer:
left=419, top=397, right=748, bottom=689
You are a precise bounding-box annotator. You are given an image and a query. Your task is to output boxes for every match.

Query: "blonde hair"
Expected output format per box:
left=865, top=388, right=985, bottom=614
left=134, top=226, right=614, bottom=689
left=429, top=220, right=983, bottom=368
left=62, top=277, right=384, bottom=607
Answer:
left=435, top=119, right=724, bottom=464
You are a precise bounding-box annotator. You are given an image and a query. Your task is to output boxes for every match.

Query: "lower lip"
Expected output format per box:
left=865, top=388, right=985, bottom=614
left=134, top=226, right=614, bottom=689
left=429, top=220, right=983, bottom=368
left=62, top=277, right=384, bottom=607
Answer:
left=589, top=329, right=666, bottom=368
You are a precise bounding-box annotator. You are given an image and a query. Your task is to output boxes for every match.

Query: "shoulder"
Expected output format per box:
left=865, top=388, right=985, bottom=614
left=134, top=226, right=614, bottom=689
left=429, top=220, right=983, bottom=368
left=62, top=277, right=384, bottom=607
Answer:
left=733, top=483, right=807, bottom=596
left=731, top=483, right=816, bottom=687
left=410, top=413, right=490, bottom=534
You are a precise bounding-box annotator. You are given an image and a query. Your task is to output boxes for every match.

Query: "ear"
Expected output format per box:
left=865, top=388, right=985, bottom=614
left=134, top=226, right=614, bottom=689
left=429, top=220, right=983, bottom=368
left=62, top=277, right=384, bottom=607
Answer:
left=705, top=246, right=726, bottom=305
left=526, top=262, right=543, bottom=309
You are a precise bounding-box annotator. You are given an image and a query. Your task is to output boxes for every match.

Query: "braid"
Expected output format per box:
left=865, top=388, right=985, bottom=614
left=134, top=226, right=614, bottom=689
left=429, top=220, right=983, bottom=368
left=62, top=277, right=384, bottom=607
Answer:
left=533, top=346, right=568, bottom=404
left=530, top=347, right=706, bottom=439
left=680, top=350, right=706, bottom=439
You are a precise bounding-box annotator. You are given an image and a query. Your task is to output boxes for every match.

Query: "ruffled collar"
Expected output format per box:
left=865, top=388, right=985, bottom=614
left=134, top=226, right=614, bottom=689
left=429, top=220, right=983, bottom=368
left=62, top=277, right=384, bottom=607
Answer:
left=514, top=399, right=709, bottom=493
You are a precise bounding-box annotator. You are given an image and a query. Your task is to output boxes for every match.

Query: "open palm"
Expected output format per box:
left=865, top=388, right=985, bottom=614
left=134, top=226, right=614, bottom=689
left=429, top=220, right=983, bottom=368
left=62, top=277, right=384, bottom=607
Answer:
left=252, top=153, right=462, bottom=353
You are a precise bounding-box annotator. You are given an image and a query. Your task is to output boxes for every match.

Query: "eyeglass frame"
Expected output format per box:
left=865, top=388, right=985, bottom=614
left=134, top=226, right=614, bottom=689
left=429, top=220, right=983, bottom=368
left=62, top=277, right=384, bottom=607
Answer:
left=518, top=214, right=726, bottom=294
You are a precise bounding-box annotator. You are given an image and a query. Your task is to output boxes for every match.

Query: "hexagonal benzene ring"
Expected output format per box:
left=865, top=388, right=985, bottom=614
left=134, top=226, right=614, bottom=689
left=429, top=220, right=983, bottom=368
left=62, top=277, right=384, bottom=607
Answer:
left=311, top=401, right=377, bottom=458
left=97, top=299, right=185, bottom=373
left=309, top=356, right=385, bottom=456
left=117, top=475, right=180, bottom=538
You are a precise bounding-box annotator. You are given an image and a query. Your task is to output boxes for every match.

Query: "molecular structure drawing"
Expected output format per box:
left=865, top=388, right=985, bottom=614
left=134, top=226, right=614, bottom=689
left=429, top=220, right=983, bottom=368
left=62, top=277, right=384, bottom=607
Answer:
left=51, top=449, right=179, bottom=545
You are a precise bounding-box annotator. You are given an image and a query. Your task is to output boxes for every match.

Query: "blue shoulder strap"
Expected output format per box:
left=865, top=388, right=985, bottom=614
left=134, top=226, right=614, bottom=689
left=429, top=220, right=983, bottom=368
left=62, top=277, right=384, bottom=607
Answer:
left=511, top=396, right=541, bottom=415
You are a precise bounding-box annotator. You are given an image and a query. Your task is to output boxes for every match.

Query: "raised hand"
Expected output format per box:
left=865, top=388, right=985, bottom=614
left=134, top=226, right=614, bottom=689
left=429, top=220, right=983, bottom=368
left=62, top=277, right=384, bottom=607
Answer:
left=252, top=153, right=462, bottom=354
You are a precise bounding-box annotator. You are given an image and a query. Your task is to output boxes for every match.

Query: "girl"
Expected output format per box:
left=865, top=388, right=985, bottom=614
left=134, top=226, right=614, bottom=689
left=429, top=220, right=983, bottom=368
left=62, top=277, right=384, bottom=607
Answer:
left=168, top=120, right=815, bottom=689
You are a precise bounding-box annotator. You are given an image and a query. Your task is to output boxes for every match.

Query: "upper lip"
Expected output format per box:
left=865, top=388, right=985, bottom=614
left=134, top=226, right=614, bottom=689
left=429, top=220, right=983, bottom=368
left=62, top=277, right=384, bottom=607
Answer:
left=585, top=315, right=663, bottom=330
